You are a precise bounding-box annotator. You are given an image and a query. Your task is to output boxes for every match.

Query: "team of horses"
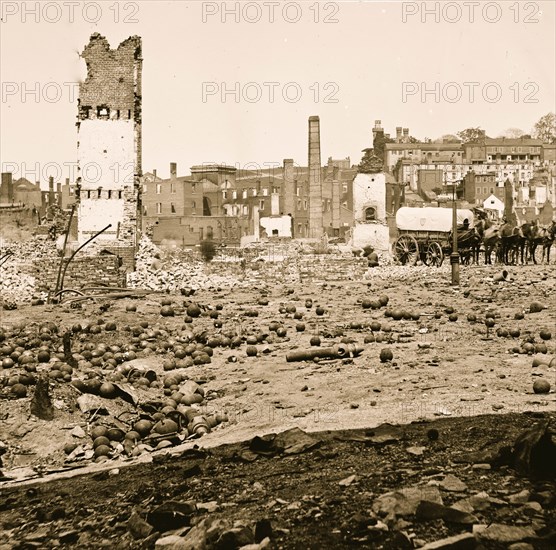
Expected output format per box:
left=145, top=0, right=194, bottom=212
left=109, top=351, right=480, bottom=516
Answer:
left=454, top=218, right=556, bottom=266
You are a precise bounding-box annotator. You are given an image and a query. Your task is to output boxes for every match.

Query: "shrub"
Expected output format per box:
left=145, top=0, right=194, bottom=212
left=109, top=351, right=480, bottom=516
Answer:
left=200, top=240, right=217, bottom=262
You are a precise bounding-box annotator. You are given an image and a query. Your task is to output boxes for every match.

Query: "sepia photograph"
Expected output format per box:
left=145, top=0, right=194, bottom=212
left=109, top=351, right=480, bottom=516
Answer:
left=0, top=1, right=555, bottom=548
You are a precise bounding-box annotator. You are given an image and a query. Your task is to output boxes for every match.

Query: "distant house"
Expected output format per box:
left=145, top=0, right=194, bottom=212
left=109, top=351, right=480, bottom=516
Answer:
left=482, top=194, right=504, bottom=219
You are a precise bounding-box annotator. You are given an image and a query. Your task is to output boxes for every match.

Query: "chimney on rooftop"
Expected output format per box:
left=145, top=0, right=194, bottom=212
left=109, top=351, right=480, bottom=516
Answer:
left=153, top=169, right=157, bottom=179
left=170, top=163, right=177, bottom=179
left=396, top=127, right=402, bottom=143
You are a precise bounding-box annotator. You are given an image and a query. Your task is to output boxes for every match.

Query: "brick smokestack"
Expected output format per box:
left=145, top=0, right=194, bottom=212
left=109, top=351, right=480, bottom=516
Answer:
left=403, top=128, right=409, bottom=143
left=396, top=127, right=402, bottom=143
left=49, top=176, right=55, bottom=205
left=153, top=169, right=157, bottom=179
left=331, top=166, right=340, bottom=231
left=1, top=173, right=14, bottom=203
left=57, top=180, right=61, bottom=194
left=283, top=159, right=295, bottom=217
left=170, top=163, right=177, bottom=179
left=308, top=116, right=322, bottom=238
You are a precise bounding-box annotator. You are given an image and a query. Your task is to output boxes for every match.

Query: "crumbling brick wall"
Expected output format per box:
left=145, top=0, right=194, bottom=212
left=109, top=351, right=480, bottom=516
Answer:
left=76, top=33, right=142, bottom=271
left=32, top=255, right=126, bottom=292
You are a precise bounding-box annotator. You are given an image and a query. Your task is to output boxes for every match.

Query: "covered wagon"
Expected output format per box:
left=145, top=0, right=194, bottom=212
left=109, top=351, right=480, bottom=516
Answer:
left=393, top=207, right=476, bottom=266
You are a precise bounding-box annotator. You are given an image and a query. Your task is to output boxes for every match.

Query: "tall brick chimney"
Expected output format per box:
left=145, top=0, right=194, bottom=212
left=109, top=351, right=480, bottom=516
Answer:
left=153, top=169, right=157, bottom=179
left=308, top=116, right=322, bottom=238
left=283, top=159, right=295, bottom=217
left=396, top=127, right=402, bottom=143
left=170, top=163, right=177, bottom=179
left=331, top=166, right=340, bottom=232
left=1, top=173, right=14, bottom=203
left=403, top=128, right=409, bottom=143
left=49, top=176, right=55, bottom=205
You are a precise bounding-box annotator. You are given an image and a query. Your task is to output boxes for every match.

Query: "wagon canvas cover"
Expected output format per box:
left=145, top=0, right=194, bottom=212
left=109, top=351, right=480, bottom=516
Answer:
left=396, top=207, right=474, bottom=233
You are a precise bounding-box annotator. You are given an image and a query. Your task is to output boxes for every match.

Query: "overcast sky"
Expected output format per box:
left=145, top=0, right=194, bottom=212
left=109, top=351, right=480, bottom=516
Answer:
left=1, top=0, right=555, bottom=187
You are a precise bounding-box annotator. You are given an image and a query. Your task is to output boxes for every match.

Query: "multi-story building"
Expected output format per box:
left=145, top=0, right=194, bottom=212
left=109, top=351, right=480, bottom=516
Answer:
left=142, top=160, right=356, bottom=246
left=464, top=138, right=543, bottom=164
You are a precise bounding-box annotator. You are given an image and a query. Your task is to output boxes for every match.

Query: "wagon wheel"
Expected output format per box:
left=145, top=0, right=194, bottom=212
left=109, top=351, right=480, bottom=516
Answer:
left=394, top=235, right=419, bottom=265
left=424, top=242, right=444, bottom=267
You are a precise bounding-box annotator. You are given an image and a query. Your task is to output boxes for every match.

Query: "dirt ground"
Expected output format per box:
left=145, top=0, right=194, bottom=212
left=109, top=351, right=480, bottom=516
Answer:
left=0, top=261, right=555, bottom=548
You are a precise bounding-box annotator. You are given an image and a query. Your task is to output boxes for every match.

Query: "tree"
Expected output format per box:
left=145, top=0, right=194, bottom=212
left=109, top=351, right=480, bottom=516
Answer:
left=200, top=239, right=216, bottom=262
left=456, top=127, right=486, bottom=144
left=532, top=112, right=556, bottom=144
left=435, top=134, right=461, bottom=144
left=498, top=128, right=526, bottom=139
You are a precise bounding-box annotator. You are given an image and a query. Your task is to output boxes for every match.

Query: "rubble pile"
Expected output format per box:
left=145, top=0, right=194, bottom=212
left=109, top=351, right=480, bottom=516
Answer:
left=0, top=236, right=56, bottom=306
left=128, top=237, right=245, bottom=291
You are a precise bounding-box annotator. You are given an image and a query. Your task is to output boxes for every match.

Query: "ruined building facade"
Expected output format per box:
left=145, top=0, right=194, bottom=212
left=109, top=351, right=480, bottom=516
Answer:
left=76, top=33, right=142, bottom=268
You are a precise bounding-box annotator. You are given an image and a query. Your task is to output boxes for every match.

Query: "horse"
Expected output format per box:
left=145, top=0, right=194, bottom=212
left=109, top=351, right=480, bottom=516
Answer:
left=477, top=218, right=500, bottom=265
left=538, top=221, right=556, bottom=264
left=497, top=222, right=528, bottom=265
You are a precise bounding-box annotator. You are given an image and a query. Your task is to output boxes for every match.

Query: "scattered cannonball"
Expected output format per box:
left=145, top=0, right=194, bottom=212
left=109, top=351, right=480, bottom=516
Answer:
left=533, top=379, right=550, bottom=394
left=532, top=357, right=547, bottom=368
left=310, top=336, right=321, bottom=347
left=276, top=327, right=287, bottom=338
left=2, top=357, right=15, bottom=368
left=160, top=305, right=175, bottom=317
left=126, top=304, right=137, bottom=312
left=485, top=318, right=495, bottom=328
left=93, top=436, right=110, bottom=449
left=296, top=323, right=306, bottom=332
left=99, top=382, right=117, bottom=399
left=91, top=425, right=108, bottom=439
left=11, top=383, right=27, bottom=397
left=427, top=428, right=439, bottom=441
left=448, top=313, right=458, bottom=322
left=364, top=334, right=375, bottom=343
left=315, top=306, right=325, bottom=316
left=535, top=343, right=548, bottom=354
left=37, top=350, right=50, bottom=363
left=105, top=322, right=117, bottom=331
left=125, top=431, right=141, bottom=442
left=514, top=312, right=525, bottom=320
left=64, top=442, right=78, bottom=455
left=94, top=445, right=111, bottom=458
left=106, top=428, right=125, bottom=442
left=379, top=348, right=393, bottom=363
left=186, top=304, right=201, bottom=318
left=378, top=295, right=389, bottom=307
left=133, top=420, right=153, bottom=437
left=362, top=299, right=372, bottom=309
left=154, top=418, right=178, bottom=435
left=539, top=329, right=552, bottom=341
left=246, top=345, right=258, bottom=357
left=529, top=302, right=545, bottom=313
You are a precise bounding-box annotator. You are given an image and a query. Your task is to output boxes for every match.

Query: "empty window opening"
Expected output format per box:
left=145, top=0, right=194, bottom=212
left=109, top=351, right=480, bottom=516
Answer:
left=365, top=207, right=377, bottom=221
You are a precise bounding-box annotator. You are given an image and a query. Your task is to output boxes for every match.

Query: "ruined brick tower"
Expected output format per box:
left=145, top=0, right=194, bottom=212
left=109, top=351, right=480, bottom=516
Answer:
left=308, top=116, right=323, bottom=238
left=76, top=33, right=142, bottom=268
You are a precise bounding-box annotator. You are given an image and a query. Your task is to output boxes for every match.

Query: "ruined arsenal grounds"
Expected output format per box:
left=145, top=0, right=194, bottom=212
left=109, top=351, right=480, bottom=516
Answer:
left=1, top=249, right=555, bottom=549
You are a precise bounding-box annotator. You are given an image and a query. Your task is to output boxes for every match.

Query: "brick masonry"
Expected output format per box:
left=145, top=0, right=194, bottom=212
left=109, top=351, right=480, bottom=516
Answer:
left=30, top=255, right=126, bottom=292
